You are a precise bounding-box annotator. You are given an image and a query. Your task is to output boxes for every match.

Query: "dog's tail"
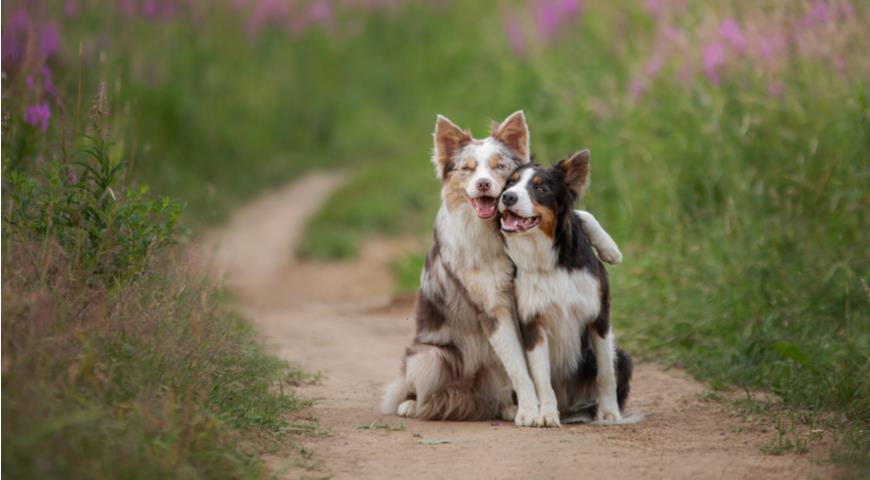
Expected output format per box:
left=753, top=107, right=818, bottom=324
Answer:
left=380, top=376, right=411, bottom=414
left=416, top=387, right=498, bottom=421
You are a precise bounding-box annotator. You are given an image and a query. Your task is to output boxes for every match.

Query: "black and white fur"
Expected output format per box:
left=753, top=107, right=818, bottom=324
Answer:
left=499, top=150, right=632, bottom=426
left=380, top=113, right=623, bottom=427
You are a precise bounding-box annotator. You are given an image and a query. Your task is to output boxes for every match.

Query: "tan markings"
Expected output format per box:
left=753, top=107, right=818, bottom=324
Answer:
left=489, top=305, right=509, bottom=320
left=479, top=313, right=498, bottom=336
left=511, top=172, right=520, bottom=182
left=443, top=170, right=469, bottom=211
left=532, top=176, right=543, bottom=185
left=481, top=305, right=509, bottom=336
left=533, top=203, right=557, bottom=240
left=488, top=154, right=503, bottom=170
left=434, top=116, right=472, bottom=177
left=464, top=158, right=478, bottom=170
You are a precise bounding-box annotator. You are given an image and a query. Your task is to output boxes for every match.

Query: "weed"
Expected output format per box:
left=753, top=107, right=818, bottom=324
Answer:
left=356, top=422, right=406, bottom=432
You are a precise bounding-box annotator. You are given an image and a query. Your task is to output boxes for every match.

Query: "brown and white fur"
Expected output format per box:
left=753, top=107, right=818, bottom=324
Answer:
left=498, top=150, right=632, bottom=427
left=380, top=112, right=623, bottom=427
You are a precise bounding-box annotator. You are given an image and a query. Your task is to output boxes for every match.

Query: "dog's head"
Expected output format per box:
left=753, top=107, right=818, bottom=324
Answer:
left=498, top=150, right=590, bottom=238
left=431, top=111, right=531, bottom=219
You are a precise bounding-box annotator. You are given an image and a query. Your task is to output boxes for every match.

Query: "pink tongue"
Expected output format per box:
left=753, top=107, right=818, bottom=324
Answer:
left=502, top=213, right=522, bottom=230
left=474, top=197, right=497, bottom=218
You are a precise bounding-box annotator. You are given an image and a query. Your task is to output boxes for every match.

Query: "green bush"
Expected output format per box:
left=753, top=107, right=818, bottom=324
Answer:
left=5, top=86, right=182, bottom=284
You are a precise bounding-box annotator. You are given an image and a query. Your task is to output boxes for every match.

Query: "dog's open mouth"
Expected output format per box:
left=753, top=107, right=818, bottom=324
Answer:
left=501, top=211, right=540, bottom=233
left=469, top=196, right=498, bottom=219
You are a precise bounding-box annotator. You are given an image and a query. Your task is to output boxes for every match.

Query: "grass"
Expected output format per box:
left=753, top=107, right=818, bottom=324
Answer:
left=1, top=237, right=310, bottom=478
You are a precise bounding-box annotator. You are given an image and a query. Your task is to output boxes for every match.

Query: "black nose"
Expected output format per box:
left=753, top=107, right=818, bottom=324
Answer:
left=476, top=179, right=492, bottom=192
left=502, top=191, right=518, bottom=207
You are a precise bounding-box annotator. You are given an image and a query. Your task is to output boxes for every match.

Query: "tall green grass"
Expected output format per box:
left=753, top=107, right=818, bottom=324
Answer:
left=1, top=243, right=308, bottom=478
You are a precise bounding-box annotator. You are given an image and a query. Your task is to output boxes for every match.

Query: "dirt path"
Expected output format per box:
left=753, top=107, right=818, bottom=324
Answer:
left=204, top=172, right=834, bottom=479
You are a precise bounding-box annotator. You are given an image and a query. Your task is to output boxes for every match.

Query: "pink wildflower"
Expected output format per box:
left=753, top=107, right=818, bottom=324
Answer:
left=702, top=41, right=726, bottom=84
left=503, top=12, right=526, bottom=57
left=24, top=103, right=52, bottom=132
left=719, top=19, right=746, bottom=52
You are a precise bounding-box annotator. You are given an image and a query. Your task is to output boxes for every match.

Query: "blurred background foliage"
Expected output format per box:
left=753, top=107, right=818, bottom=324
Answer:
left=2, top=0, right=869, bottom=476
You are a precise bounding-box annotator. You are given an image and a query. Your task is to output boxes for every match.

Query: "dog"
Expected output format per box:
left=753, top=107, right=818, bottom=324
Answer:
left=380, top=112, right=623, bottom=427
left=498, top=150, right=632, bottom=427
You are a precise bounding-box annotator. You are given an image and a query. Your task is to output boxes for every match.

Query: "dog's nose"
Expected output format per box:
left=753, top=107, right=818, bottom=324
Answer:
left=476, top=179, right=492, bottom=192
left=501, top=191, right=518, bottom=207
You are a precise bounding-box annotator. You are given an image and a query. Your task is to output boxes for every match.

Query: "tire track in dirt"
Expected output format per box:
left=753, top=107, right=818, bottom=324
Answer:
left=202, top=171, right=835, bottom=479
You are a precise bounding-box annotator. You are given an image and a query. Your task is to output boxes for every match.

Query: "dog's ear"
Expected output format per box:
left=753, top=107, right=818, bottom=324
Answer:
left=432, top=114, right=472, bottom=179
left=557, top=149, right=590, bottom=197
left=492, top=110, right=530, bottom=163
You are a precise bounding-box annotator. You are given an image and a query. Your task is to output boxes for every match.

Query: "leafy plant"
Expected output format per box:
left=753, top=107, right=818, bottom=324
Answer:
left=4, top=84, right=183, bottom=284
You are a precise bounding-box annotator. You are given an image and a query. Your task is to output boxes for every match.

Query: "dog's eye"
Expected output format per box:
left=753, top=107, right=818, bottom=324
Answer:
left=462, top=166, right=474, bottom=172
left=535, top=186, right=547, bottom=193
left=495, top=164, right=507, bottom=170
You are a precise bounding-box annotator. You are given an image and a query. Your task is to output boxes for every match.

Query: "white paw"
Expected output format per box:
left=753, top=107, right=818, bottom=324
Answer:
left=500, top=404, right=518, bottom=422
left=397, top=400, right=416, bottom=417
left=514, top=403, right=539, bottom=427
left=596, top=402, right=622, bottom=422
left=598, top=247, right=623, bottom=265
left=534, top=406, right=561, bottom=428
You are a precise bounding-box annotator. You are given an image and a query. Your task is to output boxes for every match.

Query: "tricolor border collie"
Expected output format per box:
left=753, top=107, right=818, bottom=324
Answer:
left=500, top=150, right=632, bottom=425
left=381, top=112, right=625, bottom=427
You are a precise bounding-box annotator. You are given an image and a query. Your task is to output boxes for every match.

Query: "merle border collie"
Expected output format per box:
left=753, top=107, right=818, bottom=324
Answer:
left=499, top=150, right=632, bottom=426
left=381, top=112, right=623, bottom=427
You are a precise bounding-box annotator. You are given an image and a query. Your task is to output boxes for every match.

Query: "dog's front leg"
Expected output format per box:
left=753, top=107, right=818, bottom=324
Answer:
left=589, top=326, right=622, bottom=421
left=522, top=319, right=560, bottom=427
left=484, top=308, right=539, bottom=427
left=575, top=210, right=622, bottom=265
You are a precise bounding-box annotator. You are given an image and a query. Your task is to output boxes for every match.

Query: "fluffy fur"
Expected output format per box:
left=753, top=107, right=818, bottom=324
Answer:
left=381, top=114, right=625, bottom=427
left=499, top=150, right=632, bottom=427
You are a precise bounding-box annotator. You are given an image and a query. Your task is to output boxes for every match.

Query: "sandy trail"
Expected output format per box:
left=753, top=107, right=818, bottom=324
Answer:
left=203, top=172, right=833, bottom=479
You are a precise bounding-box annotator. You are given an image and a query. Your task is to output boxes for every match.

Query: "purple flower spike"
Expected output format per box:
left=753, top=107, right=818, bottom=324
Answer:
left=702, top=41, right=726, bottom=84
left=65, top=0, right=79, bottom=17
left=644, top=0, right=663, bottom=17
left=24, top=103, right=52, bottom=132
left=536, top=3, right=560, bottom=40
left=42, top=65, right=57, bottom=95
left=10, top=9, right=30, bottom=32
left=39, top=22, right=61, bottom=57
left=2, top=9, right=31, bottom=66
left=309, top=1, right=334, bottom=24
left=719, top=19, right=746, bottom=52
left=503, top=12, right=526, bottom=57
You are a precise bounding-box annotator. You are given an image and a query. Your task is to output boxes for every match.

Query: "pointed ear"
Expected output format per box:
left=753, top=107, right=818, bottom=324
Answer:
left=432, top=114, right=472, bottom=179
left=557, top=149, right=590, bottom=197
left=492, top=110, right=530, bottom=162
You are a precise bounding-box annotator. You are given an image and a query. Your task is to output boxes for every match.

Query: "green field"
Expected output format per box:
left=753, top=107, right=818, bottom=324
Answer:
left=3, top=0, right=869, bottom=476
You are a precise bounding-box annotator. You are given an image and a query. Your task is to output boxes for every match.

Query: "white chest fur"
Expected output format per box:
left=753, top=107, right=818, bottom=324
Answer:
left=506, top=231, right=602, bottom=378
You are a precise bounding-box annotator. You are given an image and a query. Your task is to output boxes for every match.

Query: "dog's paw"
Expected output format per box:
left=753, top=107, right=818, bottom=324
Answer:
left=534, top=407, right=561, bottom=428
left=596, top=402, right=622, bottom=422
left=500, top=404, right=518, bottom=422
left=597, top=246, right=623, bottom=265
left=397, top=400, right=417, bottom=417
left=514, top=403, right=539, bottom=427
